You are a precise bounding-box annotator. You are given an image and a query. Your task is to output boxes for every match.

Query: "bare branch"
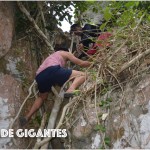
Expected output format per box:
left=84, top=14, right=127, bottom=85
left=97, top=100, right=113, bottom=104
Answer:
left=40, top=97, right=62, bottom=149
left=36, top=113, right=47, bottom=142
left=55, top=98, right=76, bottom=129
left=119, top=48, right=150, bottom=73
left=133, top=12, right=146, bottom=31
left=17, top=1, right=54, bottom=51
left=108, top=40, right=128, bottom=61
left=37, top=1, right=49, bottom=39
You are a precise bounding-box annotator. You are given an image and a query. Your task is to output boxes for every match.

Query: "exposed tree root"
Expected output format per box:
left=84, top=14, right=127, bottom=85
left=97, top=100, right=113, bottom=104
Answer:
left=9, top=80, right=36, bottom=129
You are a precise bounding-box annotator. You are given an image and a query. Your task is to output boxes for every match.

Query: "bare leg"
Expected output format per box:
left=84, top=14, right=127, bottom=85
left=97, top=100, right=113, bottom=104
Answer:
left=66, top=70, right=86, bottom=93
left=25, top=92, right=48, bottom=121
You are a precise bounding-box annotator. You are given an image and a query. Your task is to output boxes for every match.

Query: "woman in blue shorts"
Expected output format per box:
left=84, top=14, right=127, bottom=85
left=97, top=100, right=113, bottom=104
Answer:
left=20, top=48, right=91, bottom=126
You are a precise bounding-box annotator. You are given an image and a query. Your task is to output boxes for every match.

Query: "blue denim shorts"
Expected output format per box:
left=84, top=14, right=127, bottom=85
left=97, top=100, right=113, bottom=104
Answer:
left=35, top=65, right=72, bottom=93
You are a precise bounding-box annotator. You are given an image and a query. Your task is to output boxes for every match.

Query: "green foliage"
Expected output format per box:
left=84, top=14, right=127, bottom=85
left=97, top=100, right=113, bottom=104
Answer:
left=15, top=1, right=75, bottom=33
left=103, top=7, right=112, bottom=22
left=99, top=97, right=112, bottom=108
left=66, top=112, right=71, bottom=118
left=15, top=1, right=39, bottom=33
left=94, top=124, right=106, bottom=132
left=73, top=1, right=96, bottom=24
left=100, top=22, right=107, bottom=31
left=101, top=1, right=150, bottom=29
left=89, top=69, right=97, bottom=80
left=74, top=1, right=89, bottom=14
left=35, top=114, right=42, bottom=126
left=73, top=90, right=80, bottom=95
left=46, top=1, right=74, bottom=26
left=106, top=97, right=112, bottom=102
left=72, top=1, right=149, bottom=32
left=104, top=137, right=111, bottom=146
left=15, top=8, right=30, bottom=34
left=15, top=1, right=150, bottom=33
left=100, top=88, right=108, bottom=95
left=99, top=137, right=111, bottom=149
left=30, top=114, right=42, bottom=127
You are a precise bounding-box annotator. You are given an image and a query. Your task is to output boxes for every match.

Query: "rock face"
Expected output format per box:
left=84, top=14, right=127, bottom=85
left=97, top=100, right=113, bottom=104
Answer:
left=111, top=75, right=150, bottom=149
left=71, top=105, right=101, bottom=149
left=0, top=2, right=15, bottom=58
left=71, top=74, right=150, bottom=149
left=0, top=2, right=19, bottom=148
left=0, top=74, right=22, bottom=149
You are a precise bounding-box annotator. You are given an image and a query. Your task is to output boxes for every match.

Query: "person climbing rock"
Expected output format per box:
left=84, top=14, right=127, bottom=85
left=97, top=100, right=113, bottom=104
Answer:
left=19, top=48, right=91, bottom=127
left=70, top=23, right=112, bottom=58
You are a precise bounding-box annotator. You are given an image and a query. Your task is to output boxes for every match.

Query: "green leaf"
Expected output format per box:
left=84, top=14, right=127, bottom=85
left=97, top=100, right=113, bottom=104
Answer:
left=99, top=101, right=104, bottom=107
left=135, top=1, right=139, bottom=7
left=94, top=125, right=106, bottom=132
left=73, top=90, right=80, bottom=95
left=106, top=97, right=112, bottom=102
left=148, top=15, right=150, bottom=21
left=100, top=146, right=105, bottom=149
left=58, top=22, right=62, bottom=26
left=85, top=0, right=96, bottom=2
left=100, top=22, right=107, bottom=31
left=66, top=113, right=71, bottom=117
left=101, top=88, right=108, bottom=95
left=104, top=137, right=111, bottom=145
left=92, top=7, right=98, bottom=13
left=104, top=7, right=112, bottom=21
left=125, top=2, right=136, bottom=8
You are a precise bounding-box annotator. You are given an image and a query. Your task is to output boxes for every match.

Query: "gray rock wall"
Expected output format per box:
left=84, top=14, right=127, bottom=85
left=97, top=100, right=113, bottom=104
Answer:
left=0, top=74, right=22, bottom=149
left=70, top=74, right=150, bottom=149
left=0, top=2, right=15, bottom=58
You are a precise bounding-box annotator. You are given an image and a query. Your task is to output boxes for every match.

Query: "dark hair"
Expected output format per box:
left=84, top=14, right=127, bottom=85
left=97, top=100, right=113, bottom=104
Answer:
left=70, top=23, right=81, bottom=32
left=54, top=47, right=69, bottom=52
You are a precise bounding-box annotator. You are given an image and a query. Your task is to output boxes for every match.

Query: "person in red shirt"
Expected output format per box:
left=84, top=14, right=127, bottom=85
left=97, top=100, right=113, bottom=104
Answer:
left=70, top=23, right=112, bottom=58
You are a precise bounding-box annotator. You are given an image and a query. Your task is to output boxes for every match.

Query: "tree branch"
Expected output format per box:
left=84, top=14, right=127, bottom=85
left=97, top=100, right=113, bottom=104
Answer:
left=118, top=48, right=150, bottom=73
left=40, top=96, right=62, bottom=149
left=34, top=86, right=62, bottom=149
left=33, top=97, right=76, bottom=149
left=37, top=1, right=50, bottom=39
left=36, top=113, right=47, bottom=143
left=17, top=1, right=54, bottom=51
left=108, top=40, right=128, bottom=61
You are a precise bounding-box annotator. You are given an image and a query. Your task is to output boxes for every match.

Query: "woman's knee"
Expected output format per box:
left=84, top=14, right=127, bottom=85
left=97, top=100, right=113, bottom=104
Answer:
left=39, top=92, right=48, bottom=100
left=78, top=71, right=87, bottom=80
left=70, top=70, right=86, bottom=78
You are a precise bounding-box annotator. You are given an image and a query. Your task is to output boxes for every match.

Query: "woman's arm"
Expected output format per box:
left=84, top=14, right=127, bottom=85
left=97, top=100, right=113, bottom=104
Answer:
left=60, top=51, right=91, bottom=67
